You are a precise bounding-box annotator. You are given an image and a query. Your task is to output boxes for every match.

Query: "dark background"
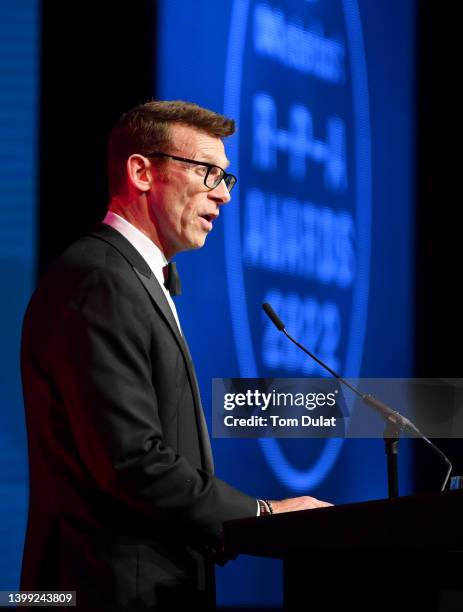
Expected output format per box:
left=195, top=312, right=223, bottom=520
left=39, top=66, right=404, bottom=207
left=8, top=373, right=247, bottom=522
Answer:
left=0, top=0, right=460, bottom=608
left=39, top=0, right=461, bottom=487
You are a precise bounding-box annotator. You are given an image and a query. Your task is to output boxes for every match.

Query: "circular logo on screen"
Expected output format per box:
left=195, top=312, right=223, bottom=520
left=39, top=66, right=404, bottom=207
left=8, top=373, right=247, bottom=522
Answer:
left=224, top=0, right=371, bottom=491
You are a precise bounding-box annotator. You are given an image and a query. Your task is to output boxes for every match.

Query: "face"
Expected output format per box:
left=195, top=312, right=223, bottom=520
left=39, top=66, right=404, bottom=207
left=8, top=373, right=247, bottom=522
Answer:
left=147, top=124, right=232, bottom=259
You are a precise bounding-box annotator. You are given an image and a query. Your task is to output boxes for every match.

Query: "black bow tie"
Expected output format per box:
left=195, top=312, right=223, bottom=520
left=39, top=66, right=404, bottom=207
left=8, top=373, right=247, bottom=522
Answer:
left=163, top=261, right=182, bottom=297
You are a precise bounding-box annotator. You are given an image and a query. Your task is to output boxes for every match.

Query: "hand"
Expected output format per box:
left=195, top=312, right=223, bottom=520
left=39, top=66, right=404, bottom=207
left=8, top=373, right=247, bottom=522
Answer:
left=269, top=496, right=333, bottom=514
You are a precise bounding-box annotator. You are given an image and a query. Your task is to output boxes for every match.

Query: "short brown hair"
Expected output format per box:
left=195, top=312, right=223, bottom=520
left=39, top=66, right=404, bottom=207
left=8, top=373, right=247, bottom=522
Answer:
left=107, top=100, right=235, bottom=196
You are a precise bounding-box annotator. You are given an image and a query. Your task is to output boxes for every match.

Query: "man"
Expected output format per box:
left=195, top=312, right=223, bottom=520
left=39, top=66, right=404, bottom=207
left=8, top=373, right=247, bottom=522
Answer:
left=20, top=100, right=331, bottom=611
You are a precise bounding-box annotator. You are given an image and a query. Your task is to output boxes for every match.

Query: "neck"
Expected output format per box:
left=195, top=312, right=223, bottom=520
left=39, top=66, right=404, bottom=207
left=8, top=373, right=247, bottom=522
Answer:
left=108, top=196, right=172, bottom=259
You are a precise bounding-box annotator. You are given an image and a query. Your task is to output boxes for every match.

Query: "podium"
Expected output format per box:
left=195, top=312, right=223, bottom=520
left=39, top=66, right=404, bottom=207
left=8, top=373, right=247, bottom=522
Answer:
left=223, top=490, right=463, bottom=611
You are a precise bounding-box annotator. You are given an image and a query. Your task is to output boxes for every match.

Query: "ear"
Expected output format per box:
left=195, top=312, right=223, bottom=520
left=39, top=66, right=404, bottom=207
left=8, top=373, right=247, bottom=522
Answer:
left=126, top=154, right=153, bottom=192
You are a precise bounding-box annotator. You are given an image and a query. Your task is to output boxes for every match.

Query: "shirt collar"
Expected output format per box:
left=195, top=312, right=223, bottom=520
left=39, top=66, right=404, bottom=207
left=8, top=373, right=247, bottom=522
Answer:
left=102, top=211, right=167, bottom=288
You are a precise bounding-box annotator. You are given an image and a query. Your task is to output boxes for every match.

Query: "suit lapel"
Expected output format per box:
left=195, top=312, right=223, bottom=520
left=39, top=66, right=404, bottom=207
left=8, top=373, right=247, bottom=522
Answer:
left=133, top=269, right=184, bottom=348
left=134, top=272, right=214, bottom=474
left=177, top=335, right=214, bottom=474
left=87, top=224, right=214, bottom=474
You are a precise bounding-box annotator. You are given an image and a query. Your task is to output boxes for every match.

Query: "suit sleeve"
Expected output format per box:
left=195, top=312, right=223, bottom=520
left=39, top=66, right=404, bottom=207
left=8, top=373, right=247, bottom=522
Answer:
left=52, top=267, right=257, bottom=546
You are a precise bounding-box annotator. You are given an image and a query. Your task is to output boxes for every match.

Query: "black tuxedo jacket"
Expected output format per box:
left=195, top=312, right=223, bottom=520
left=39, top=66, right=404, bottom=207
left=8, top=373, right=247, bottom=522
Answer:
left=20, top=223, right=256, bottom=611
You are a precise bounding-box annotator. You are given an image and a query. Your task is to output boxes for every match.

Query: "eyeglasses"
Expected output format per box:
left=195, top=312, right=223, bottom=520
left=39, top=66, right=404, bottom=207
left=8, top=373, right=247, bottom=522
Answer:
left=144, top=151, right=237, bottom=193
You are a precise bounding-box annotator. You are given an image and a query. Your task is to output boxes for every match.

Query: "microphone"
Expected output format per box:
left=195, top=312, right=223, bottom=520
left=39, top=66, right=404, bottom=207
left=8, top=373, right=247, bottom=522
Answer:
left=262, top=302, right=285, bottom=331
left=262, top=302, right=453, bottom=492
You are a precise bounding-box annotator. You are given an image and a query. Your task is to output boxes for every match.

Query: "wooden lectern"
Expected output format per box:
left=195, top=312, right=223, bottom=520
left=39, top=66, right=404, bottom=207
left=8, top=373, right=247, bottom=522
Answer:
left=223, top=490, right=463, bottom=611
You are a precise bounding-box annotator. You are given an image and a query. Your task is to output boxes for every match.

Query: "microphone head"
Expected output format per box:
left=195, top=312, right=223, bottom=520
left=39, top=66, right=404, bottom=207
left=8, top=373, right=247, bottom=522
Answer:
left=262, top=303, right=285, bottom=331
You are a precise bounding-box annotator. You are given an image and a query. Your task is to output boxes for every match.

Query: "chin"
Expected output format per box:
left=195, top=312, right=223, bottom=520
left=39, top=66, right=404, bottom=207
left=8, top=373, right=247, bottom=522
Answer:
left=192, top=240, right=207, bottom=250
left=190, top=234, right=208, bottom=250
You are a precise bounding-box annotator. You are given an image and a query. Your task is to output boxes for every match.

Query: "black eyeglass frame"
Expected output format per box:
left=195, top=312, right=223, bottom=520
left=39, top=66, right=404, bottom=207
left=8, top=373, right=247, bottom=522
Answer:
left=143, top=151, right=237, bottom=192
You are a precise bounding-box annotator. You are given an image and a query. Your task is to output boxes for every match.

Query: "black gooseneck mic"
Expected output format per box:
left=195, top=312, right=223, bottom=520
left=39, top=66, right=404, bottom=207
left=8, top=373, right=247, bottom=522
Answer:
left=262, top=302, right=453, bottom=494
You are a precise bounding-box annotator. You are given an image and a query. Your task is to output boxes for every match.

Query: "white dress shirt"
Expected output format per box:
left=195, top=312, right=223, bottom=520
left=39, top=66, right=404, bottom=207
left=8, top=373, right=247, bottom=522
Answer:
left=102, top=211, right=182, bottom=334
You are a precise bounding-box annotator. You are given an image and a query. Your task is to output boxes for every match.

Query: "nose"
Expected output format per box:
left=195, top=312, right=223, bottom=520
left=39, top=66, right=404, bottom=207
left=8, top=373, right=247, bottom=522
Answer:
left=209, top=178, right=232, bottom=205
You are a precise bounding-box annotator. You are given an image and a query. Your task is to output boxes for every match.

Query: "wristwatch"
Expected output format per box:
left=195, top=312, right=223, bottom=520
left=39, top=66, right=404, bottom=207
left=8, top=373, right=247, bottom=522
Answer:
left=258, top=499, right=274, bottom=516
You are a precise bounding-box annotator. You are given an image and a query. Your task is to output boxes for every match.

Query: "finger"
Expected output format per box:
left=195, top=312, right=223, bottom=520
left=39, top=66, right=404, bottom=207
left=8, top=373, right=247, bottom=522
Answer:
left=307, top=498, right=333, bottom=508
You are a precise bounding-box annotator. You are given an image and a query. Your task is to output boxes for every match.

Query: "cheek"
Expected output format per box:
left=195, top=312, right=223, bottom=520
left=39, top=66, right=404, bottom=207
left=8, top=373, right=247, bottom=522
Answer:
left=181, top=197, right=201, bottom=224
left=163, top=191, right=190, bottom=227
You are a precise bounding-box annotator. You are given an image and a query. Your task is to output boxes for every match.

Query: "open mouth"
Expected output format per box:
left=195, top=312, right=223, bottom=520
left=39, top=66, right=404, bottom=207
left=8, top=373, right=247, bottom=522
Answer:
left=200, top=214, right=214, bottom=223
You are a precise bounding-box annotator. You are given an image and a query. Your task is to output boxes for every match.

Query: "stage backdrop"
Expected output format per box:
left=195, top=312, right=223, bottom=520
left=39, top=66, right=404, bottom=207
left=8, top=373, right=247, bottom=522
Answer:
left=0, top=0, right=39, bottom=590
left=0, top=0, right=417, bottom=603
left=156, top=0, right=416, bottom=607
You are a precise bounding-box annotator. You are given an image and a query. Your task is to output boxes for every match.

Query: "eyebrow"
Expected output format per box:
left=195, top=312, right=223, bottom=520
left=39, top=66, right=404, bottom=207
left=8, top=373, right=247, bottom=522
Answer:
left=196, top=153, right=230, bottom=169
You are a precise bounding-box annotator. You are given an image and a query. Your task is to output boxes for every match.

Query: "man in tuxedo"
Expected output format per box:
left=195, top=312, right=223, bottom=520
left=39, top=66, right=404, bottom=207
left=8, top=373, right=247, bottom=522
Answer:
left=20, top=100, right=331, bottom=611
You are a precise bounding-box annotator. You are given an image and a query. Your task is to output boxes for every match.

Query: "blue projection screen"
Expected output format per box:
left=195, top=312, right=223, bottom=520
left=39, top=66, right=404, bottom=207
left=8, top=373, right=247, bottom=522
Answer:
left=157, top=0, right=415, bottom=606
left=0, top=0, right=39, bottom=590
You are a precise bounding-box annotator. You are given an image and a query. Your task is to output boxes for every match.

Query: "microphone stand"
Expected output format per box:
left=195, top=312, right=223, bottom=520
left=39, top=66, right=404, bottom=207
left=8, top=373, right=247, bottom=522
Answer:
left=262, top=302, right=453, bottom=497
left=384, top=422, right=399, bottom=498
